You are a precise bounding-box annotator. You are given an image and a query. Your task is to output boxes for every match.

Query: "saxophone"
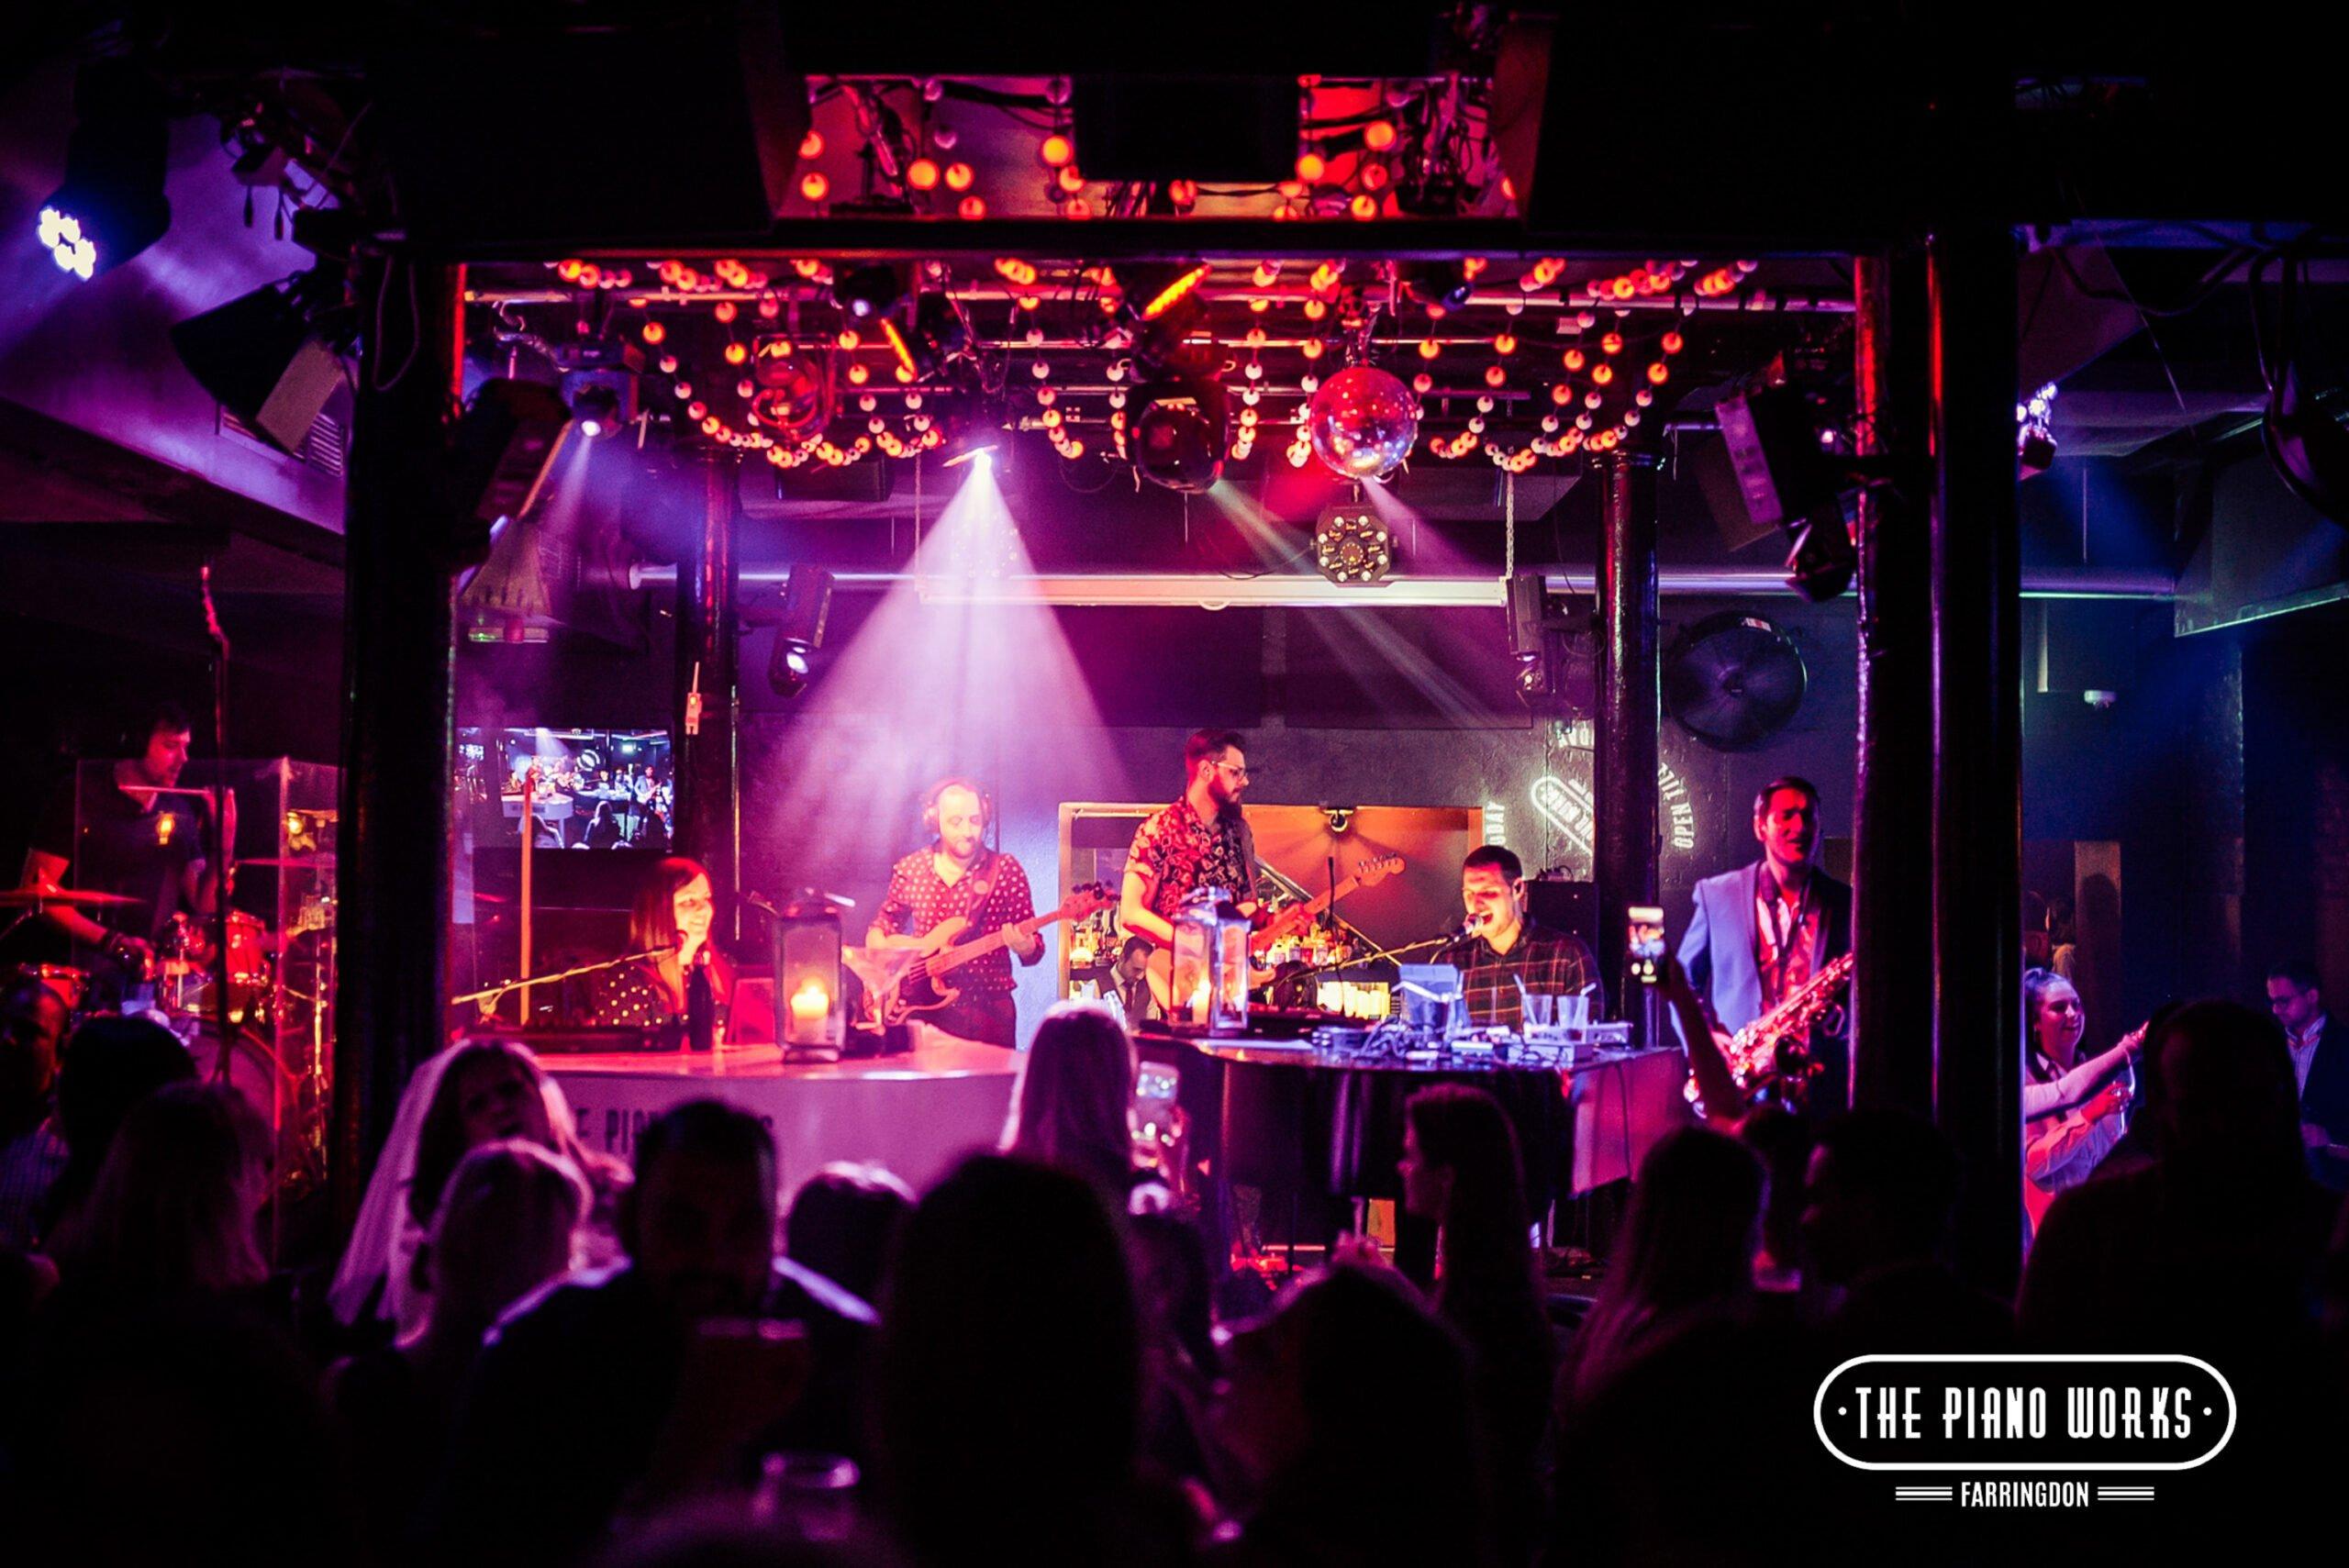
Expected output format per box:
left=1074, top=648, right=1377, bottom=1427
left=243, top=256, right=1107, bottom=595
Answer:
left=1685, top=950, right=1855, bottom=1114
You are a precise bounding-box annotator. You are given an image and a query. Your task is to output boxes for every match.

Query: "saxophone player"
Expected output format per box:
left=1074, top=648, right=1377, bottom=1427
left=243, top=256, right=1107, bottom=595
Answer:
left=1675, top=776, right=1853, bottom=1115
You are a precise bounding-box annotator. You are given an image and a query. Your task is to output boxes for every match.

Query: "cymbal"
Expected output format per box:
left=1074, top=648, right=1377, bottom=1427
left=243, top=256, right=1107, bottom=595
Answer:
left=0, top=885, right=142, bottom=907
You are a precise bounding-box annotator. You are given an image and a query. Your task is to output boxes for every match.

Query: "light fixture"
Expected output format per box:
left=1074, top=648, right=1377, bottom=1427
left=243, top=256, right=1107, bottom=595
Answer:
left=775, top=889, right=848, bottom=1061
left=831, top=264, right=903, bottom=320
left=38, top=61, right=172, bottom=281
left=762, top=565, right=833, bottom=698
left=570, top=383, right=622, bottom=439
left=1314, top=506, right=1393, bottom=584
left=1399, top=260, right=1475, bottom=312
left=1713, top=377, right=1855, bottom=602
left=447, top=379, right=573, bottom=558
left=170, top=257, right=353, bottom=454
left=2017, top=381, right=2057, bottom=479
left=1125, top=261, right=1211, bottom=322
left=1131, top=375, right=1228, bottom=493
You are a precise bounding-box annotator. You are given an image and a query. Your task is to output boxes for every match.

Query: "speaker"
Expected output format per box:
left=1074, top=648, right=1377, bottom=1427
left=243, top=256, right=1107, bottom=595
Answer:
left=1524, top=877, right=1598, bottom=954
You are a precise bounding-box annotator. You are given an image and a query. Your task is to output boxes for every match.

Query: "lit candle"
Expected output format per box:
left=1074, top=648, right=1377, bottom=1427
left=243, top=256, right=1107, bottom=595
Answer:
left=788, top=980, right=831, bottom=1030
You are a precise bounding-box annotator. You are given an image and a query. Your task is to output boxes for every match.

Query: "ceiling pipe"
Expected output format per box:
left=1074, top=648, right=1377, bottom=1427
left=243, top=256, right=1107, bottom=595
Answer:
left=626, top=563, right=2174, bottom=605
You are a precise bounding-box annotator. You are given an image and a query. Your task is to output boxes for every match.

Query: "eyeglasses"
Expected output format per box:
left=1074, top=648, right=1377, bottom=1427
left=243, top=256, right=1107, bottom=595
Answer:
left=1215, top=762, right=1253, bottom=782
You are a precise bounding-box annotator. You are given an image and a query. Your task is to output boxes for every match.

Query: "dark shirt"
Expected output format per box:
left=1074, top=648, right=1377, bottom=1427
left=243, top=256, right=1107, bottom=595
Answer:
left=31, top=765, right=213, bottom=950
left=587, top=953, right=733, bottom=1038
left=1435, top=918, right=1598, bottom=1029
left=875, top=847, right=1035, bottom=997
left=431, top=1259, right=875, bottom=1568
left=1127, top=800, right=1257, bottom=923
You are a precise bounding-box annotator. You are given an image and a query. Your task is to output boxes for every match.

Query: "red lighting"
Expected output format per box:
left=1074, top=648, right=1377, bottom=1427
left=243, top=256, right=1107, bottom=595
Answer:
left=1350, top=193, right=1378, bottom=221
left=1167, top=180, right=1198, bottom=208
left=995, top=257, right=1039, bottom=286
left=907, top=157, right=940, bottom=191
left=1296, top=150, right=1327, bottom=183
left=1662, top=330, right=1685, bottom=354
left=1361, top=162, right=1389, bottom=191
left=1591, top=362, right=1615, bottom=385
left=880, top=317, right=918, bottom=379
left=1056, top=163, right=1085, bottom=195
left=799, top=171, right=829, bottom=203
left=640, top=320, right=666, bottom=345
left=555, top=259, right=584, bottom=282
left=958, top=195, right=987, bottom=219
left=1041, top=133, right=1074, bottom=168
left=943, top=161, right=975, bottom=193
left=1364, top=119, right=1397, bottom=151
left=798, top=129, right=823, bottom=160
left=723, top=341, right=748, bottom=366
left=1417, top=339, right=1439, bottom=361
left=1562, top=349, right=1586, bottom=372
left=714, top=301, right=738, bottom=324
left=1647, top=361, right=1670, bottom=384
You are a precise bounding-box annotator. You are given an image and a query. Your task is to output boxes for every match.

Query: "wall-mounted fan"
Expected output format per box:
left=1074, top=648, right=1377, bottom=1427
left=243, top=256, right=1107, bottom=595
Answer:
left=1664, top=611, right=1807, bottom=751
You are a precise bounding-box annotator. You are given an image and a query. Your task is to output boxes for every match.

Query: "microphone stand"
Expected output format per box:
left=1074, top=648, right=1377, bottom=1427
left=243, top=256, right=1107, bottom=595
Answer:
left=451, top=945, right=675, bottom=1023
left=200, top=562, right=236, bottom=1086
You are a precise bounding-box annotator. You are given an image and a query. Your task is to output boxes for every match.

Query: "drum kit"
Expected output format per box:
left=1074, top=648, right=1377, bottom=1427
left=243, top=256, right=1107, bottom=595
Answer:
left=4, top=870, right=338, bottom=1201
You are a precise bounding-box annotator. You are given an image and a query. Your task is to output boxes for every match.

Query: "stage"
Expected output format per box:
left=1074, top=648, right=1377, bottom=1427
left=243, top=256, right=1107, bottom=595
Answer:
left=544, top=1027, right=1020, bottom=1199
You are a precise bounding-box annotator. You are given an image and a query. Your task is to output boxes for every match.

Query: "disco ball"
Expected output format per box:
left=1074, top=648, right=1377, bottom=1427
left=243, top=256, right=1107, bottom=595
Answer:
left=1307, top=364, right=1421, bottom=482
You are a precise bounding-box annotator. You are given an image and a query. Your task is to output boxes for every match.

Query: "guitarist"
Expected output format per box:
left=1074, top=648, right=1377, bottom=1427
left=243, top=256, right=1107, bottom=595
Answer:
left=866, top=778, right=1040, bottom=1048
left=1119, top=729, right=1262, bottom=960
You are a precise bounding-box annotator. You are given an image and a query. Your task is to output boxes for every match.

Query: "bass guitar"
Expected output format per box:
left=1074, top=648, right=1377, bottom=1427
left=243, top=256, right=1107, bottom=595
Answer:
left=1143, top=853, right=1405, bottom=1011
left=870, top=882, right=1114, bottom=1027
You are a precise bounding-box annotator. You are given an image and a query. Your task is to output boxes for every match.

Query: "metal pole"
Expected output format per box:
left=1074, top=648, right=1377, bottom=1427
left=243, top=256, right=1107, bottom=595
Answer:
left=518, top=764, right=534, bottom=1020
left=331, top=255, right=459, bottom=1231
left=1931, top=223, right=2025, bottom=1293
left=1594, top=449, right=1662, bottom=1042
left=1850, top=250, right=1938, bottom=1115
left=674, top=454, right=741, bottom=940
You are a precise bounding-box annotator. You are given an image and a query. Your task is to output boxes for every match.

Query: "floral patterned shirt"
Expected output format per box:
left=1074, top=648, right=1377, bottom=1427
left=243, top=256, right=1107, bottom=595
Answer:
left=1126, top=801, right=1258, bottom=923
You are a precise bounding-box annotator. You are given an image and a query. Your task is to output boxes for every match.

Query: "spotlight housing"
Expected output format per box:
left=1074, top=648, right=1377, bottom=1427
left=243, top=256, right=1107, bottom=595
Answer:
left=170, top=261, right=354, bottom=454
left=1131, top=376, right=1228, bottom=494
left=832, top=264, right=904, bottom=321
left=446, top=379, right=573, bottom=562
left=571, top=383, right=622, bottom=439
left=39, top=62, right=172, bottom=281
left=763, top=564, right=834, bottom=698
left=1714, top=377, right=1856, bottom=602
left=1314, top=506, right=1393, bottom=584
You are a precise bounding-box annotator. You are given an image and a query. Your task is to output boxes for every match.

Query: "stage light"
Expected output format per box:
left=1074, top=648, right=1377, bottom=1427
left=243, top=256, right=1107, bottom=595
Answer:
left=170, top=245, right=355, bottom=455
left=1314, top=506, right=1393, bottom=584
left=447, top=378, right=572, bottom=564
left=1131, top=376, right=1229, bottom=494
left=2018, top=381, right=2058, bottom=480
left=763, top=564, right=833, bottom=698
left=38, top=62, right=172, bottom=281
left=833, top=265, right=903, bottom=320
left=1401, top=261, right=1475, bottom=312
left=1715, top=379, right=1856, bottom=601
left=571, top=384, right=621, bottom=439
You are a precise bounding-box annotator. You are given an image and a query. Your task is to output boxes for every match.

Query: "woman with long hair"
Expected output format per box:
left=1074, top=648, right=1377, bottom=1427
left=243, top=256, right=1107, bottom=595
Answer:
left=328, top=1140, right=588, bottom=1549
left=1555, top=1125, right=1765, bottom=1417
left=592, top=856, right=734, bottom=1044
left=2022, top=966, right=2132, bottom=1237
left=1398, top=1084, right=1553, bottom=1565
left=51, top=1083, right=269, bottom=1304
left=1002, top=1001, right=1148, bottom=1200
left=327, top=1038, right=620, bottom=1338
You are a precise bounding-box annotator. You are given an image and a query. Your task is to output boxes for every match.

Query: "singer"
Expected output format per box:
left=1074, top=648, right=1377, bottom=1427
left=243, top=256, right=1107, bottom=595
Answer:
left=1433, top=847, right=1598, bottom=1029
left=590, top=856, right=733, bottom=1047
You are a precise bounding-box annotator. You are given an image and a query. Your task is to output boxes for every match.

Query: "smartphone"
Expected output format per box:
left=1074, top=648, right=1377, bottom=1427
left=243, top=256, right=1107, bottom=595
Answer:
left=1628, top=906, right=1666, bottom=986
left=1136, top=1062, right=1181, bottom=1106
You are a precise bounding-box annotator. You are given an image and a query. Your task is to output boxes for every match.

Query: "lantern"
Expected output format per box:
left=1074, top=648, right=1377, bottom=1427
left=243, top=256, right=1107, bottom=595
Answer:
left=775, top=888, right=847, bottom=1061
left=1169, top=886, right=1252, bottom=1036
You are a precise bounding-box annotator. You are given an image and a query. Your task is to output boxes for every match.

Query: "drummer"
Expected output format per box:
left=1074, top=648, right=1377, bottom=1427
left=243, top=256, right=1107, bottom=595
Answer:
left=17, top=701, right=237, bottom=995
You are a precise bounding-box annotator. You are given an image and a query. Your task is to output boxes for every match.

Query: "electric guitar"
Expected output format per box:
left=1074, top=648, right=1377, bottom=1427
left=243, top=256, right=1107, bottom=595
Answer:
left=869, top=882, right=1114, bottom=1027
left=1143, top=853, right=1405, bottom=1011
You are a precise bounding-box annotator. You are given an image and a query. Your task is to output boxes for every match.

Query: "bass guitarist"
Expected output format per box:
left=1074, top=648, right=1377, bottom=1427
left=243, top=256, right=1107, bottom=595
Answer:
left=865, top=778, right=1040, bottom=1048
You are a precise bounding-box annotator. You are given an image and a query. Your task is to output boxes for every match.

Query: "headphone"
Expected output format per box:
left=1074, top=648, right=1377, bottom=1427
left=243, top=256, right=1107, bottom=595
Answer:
left=920, top=776, right=994, bottom=836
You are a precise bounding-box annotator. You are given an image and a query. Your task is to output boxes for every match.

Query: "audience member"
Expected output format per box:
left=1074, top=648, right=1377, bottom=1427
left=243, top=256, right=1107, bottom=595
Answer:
left=1127, top=1206, right=1227, bottom=1492
left=432, top=1099, right=872, bottom=1568
left=329, top=1037, right=624, bottom=1338
left=784, top=1161, right=914, bottom=1312
left=2266, top=960, right=2349, bottom=1189
left=49, top=1082, right=270, bottom=1308
left=1002, top=1001, right=1157, bottom=1204
left=0, top=975, right=71, bottom=1250
left=2021, top=999, right=2336, bottom=1493
left=2021, top=967, right=2130, bottom=1237
left=1735, top=1102, right=1814, bottom=1293
left=1210, top=1262, right=1490, bottom=1568
left=1396, top=1085, right=1551, bottom=1565
left=39, top=1012, right=195, bottom=1242
left=873, top=1152, right=1183, bottom=1567
left=328, top=1140, right=589, bottom=1554
left=1802, top=1110, right=2012, bottom=1351
left=1553, top=1126, right=1765, bottom=1418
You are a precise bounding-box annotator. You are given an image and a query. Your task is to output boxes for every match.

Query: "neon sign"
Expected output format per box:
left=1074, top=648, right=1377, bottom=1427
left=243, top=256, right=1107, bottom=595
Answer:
left=1529, top=763, right=1699, bottom=861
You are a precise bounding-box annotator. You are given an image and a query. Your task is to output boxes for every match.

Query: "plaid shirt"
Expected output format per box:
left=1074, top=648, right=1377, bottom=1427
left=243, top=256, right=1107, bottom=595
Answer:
left=876, top=848, right=1035, bottom=995
left=1127, top=802, right=1255, bottom=922
left=1436, top=919, right=1598, bottom=1029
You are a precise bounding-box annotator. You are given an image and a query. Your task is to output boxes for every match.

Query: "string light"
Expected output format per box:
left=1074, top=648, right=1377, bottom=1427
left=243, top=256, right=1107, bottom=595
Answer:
left=1364, top=119, right=1397, bottom=150
left=799, top=171, right=829, bottom=203
left=944, top=161, right=974, bottom=192
left=1349, top=193, right=1378, bottom=220
left=1040, top=133, right=1074, bottom=168
left=907, top=157, right=940, bottom=191
left=798, top=129, right=823, bottom=159
left=640, top=320, right=666, bottom=345
left=1494, top=331, right=1517, bottom=354
left=1296, top=150, right=1327, bottom=183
